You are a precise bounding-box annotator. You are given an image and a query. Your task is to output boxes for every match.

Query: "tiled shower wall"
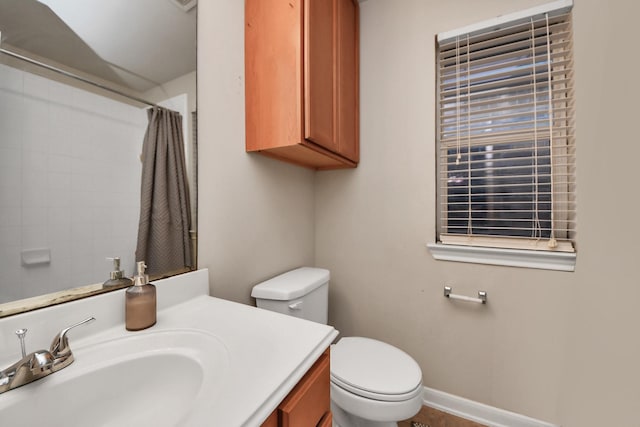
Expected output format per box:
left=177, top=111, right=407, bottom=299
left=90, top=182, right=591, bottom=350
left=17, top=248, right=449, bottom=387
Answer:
left=0, top=63, right=146, bottom=303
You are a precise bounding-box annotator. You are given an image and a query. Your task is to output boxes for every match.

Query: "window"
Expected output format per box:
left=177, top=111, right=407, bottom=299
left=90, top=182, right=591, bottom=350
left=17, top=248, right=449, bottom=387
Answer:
left=430, top=1, right=576, bottom=270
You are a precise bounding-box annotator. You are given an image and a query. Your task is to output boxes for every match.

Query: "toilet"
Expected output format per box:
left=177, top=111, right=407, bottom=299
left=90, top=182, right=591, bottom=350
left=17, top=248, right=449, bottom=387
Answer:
left=251, top=267, right=423, bottom=427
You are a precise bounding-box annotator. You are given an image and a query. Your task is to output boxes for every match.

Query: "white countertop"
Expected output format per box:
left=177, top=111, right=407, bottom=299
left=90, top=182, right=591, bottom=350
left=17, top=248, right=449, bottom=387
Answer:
left=0, top=269, right=338, bottom=426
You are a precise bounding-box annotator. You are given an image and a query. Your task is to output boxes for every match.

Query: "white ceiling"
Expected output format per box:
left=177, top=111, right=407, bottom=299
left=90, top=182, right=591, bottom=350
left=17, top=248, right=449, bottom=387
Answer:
left=0, top=0, right=196, bottom=92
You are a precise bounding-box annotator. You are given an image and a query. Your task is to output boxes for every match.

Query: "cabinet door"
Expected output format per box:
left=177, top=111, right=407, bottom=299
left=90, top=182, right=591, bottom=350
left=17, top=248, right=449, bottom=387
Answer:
left=304, top=0, right=336, bottom=151
left=336, top=0, right=359, bottom=161
left=245, top=0, right=304, bottom=152
left=245, top=0, right=358, bottom=169
left=279, top=350, right=331, bottom=427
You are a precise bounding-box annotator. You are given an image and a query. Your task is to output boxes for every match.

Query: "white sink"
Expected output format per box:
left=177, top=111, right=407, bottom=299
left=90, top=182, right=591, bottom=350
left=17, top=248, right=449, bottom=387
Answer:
left=0, top=329, right=229, bottom=427
left=0, top=270, right=338, bottom=425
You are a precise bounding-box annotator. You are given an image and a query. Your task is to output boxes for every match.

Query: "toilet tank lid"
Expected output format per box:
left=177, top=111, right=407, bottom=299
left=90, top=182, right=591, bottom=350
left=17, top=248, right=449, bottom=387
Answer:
left=251, top=267, right=330, bottom=300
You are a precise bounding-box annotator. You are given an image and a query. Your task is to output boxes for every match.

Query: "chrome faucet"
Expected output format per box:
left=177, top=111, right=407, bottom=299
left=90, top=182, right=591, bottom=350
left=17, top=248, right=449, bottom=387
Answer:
left=0, top=317, right=95, bottom=394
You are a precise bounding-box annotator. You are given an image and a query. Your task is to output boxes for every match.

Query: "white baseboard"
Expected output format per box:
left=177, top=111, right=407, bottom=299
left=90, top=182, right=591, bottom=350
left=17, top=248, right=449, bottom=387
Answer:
left=422, top=387, right=560, bottom=427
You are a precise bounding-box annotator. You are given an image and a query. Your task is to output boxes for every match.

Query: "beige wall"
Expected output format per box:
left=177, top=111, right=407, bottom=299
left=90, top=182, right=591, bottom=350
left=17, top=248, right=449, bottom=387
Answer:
left=197, top=0, right=316, bottom=303
left=198, top=1, right=640, bottom=426
left=315, top=1, right=640, bottom=427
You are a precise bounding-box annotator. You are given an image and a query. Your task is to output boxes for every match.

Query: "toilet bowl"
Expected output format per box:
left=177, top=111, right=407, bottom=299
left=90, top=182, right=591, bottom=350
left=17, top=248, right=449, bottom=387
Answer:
left=330, top=336, right=423, bottom=427
left=251, top=267, right=423, bottom=427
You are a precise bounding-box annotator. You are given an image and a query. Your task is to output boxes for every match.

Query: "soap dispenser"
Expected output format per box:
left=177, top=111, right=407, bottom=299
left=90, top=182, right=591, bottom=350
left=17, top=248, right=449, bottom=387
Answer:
left=103, top=257, right=133, bottom=288
left=125, top=261, right=156, bottom=331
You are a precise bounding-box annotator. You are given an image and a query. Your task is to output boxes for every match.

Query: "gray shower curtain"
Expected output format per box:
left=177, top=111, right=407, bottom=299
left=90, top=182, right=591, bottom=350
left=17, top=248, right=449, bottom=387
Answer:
left=135, top=107, right=192, bottom=276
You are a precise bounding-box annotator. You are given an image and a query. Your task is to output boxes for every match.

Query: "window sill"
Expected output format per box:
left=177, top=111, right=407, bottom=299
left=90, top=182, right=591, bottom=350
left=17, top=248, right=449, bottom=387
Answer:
left=426, top=243, right=576, bottom=272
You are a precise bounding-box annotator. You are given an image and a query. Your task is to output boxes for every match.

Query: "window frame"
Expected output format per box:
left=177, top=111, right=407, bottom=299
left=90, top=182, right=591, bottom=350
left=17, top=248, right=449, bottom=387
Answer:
left=428, top=0, right=576, bottom=271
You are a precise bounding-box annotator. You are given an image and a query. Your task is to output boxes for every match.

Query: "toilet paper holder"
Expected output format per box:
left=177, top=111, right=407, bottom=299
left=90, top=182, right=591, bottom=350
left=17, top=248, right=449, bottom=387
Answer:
left=444, top=286, right=487, bottom=304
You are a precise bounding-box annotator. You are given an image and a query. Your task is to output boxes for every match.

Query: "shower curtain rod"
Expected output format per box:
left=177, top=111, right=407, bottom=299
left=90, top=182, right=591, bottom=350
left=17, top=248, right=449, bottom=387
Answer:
left=0, top=47, right=160, bottom=108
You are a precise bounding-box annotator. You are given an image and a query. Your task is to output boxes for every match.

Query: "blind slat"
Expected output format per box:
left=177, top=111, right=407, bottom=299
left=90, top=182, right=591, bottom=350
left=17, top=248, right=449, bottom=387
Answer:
left=440, top=146, right=574, bottom=160
left=440, top=181, right=575, bottom=191
left=443, top=197, right=576, bottom=203
left=441, top=83, right=573, bottom=108
left=440, top=68, right=573, bottom=95
left=440, top=209, right=575, bottom=213
left=439, top=39, right=571, bottom=71
left=441, top=200, right=573, bottom=205
left=439, top=234, right=575, bottom=253
left=440, top=90, right=571, bottom=113
left=440, top=168, right=576, bottom=179
left=440, top=126, right=572, bottom=145
left=441, top=106, right=572, bottom=129
left=440, top=52, right=571, bottom=84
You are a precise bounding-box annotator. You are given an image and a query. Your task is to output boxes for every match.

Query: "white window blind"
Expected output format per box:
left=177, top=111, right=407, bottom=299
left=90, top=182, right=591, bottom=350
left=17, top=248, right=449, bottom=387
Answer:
left=435, top=3, right=575, bottom=253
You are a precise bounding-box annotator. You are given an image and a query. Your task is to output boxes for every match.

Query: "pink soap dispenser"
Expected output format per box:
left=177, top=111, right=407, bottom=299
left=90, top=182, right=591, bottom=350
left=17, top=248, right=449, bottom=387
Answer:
left=125, top=261, right=156, bottom=331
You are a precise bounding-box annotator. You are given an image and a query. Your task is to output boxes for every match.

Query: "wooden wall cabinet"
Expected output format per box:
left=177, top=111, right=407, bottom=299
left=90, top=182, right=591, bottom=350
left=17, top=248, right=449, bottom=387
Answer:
left=245, top=0, right=359, bottom=170
left=261, top=350, right=331, bottom=427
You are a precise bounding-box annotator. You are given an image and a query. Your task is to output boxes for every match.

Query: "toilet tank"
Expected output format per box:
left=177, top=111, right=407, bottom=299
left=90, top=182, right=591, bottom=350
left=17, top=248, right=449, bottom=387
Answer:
left=251, top=267, right=329, bottom=324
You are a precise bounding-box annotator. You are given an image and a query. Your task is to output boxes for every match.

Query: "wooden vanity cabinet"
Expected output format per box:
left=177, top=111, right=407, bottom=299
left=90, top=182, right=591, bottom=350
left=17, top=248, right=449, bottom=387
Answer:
left=261, top=349, right=331, bottom=427
left=245, top=0, right=359, bottom=170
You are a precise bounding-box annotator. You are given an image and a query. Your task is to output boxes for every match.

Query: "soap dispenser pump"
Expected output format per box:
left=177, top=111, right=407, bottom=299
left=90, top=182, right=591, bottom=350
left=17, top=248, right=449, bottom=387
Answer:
left=103, top=257, right=133, bottom=288
left=125, top=261, right=156, bottom=331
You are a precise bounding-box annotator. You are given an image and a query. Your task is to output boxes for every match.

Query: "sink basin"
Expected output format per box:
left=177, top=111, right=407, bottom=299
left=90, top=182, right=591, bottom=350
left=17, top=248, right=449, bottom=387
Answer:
left=0, top=329, right=229, bottom=427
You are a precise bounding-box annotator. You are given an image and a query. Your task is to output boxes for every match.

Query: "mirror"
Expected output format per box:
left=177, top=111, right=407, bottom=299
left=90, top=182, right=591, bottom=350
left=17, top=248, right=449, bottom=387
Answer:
left=0, top=0, right=197, bottom=317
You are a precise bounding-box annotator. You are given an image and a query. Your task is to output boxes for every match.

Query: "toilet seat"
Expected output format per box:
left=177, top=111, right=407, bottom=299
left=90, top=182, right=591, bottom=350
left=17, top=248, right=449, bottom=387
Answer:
left=330, top=337, right=422, bottom=402
left=331, top=374, right=423, bottom=402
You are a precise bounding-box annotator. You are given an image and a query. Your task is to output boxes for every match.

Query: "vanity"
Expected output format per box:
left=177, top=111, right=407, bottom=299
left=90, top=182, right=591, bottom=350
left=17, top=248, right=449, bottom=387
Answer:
left=0, top=269, right=338, bottom=426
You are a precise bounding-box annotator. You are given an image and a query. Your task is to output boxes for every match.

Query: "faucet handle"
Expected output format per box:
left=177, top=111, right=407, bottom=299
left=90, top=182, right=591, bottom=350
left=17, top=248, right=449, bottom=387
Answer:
left=49, top=317, right=96, bottom=359
left=14, top=329, right=27, bottom=358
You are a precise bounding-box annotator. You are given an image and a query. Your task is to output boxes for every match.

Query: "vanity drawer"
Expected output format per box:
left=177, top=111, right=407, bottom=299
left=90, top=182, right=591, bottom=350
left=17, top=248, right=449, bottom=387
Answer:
left=317, top=411, right=332, bottom=427
left=262, top=410, right=278, bottom=427
left=261, top=349, right=331, bottom=427
left=280, top=349, right=330, bottom=426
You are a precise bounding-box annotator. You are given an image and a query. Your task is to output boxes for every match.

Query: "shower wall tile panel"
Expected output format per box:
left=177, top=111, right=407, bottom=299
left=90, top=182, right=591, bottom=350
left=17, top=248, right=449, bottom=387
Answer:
left=0, top=63, right=147, bottom=303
